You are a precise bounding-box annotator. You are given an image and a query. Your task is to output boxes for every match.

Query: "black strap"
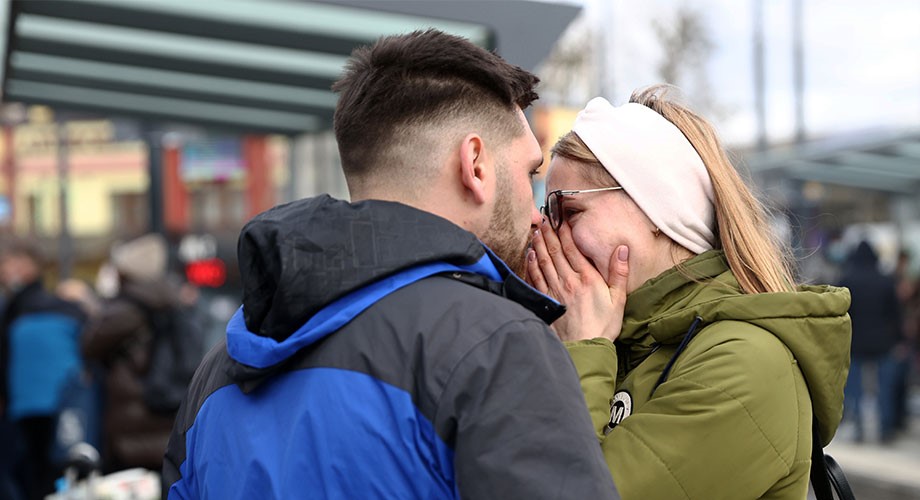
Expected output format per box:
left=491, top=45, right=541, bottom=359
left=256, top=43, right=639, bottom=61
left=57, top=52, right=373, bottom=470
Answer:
left=825, top=454, right=855, bottom=499
left=810, top=420, right=835, bottom=499
left=650, top=316, right=703, bottom=396
left=811, top=419, right=856, bottom=500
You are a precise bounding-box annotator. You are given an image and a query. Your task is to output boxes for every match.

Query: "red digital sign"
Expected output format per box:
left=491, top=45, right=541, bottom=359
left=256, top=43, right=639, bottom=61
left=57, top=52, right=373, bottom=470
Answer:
left=185, top=258, right=226, bottom=288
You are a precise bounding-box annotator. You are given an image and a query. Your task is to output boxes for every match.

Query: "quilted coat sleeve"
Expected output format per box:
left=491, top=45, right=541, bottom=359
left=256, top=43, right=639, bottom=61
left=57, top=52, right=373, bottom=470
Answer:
left=565, top=338, right=619, bottom=440
left=568, top=323, right=809, bottom=500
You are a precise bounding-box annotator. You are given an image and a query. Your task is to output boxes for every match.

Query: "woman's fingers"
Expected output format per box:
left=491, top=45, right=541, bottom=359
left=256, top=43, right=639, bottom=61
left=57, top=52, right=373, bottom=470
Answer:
left=607, top=245, right=630, bottom=302
left=526, top=248, right=548, bottom=294
left=530, top=227, right=561, bottom=292
left=598, top=245, right=630, bottom=342
left=556, top=221, right=593, bottom=273
left=538, top=219, right=576, bottom=282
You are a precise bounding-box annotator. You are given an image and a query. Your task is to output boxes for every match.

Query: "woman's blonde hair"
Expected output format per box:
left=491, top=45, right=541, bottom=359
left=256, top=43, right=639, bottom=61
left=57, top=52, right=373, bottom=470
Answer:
left=551, top=85, right=796, bottom=294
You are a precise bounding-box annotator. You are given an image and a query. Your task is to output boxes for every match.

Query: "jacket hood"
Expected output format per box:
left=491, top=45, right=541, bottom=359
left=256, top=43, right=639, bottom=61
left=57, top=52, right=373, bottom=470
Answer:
left=619, top=251, right=852, bottom=444
left=847, top=240, right=878, bottom=267
left=237, top=195, right=485, bottom=341
left=227, top=195, right=563, bottom=375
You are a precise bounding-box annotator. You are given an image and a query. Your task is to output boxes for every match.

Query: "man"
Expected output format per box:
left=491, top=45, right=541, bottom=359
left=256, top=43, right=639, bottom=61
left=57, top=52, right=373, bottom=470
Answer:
left=163, top=30, right=618, bottom=499
left=0, top=239, right=85, bottom=499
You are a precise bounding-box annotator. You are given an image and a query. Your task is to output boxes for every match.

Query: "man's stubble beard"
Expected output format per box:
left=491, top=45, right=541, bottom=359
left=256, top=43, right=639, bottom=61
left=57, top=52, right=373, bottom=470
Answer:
left=481, top=166, right=530, bottom=278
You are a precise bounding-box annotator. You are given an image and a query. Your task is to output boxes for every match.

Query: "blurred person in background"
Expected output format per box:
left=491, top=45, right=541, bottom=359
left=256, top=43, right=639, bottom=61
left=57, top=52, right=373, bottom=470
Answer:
left=163, top=29, right=618, bottom=500
left=839, top=240, right=903, bottom=443
left=893, top=249, right=917, bottom=433
left=81, top=234, right=183, bottom=473
left=799, top=229, right=845, bottom=286
left=0, top=238, right=86, bottom=499
left=0, top=278, right=24, bottom=500
left=52, top=278, right=104, bottom=471
left=527, top=85, right=852, bottom=499
left=55, top=279, right=101, bottom=318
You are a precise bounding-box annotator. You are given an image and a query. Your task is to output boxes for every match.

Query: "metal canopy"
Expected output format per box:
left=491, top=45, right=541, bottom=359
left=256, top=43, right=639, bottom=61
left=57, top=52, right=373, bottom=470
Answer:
left=0, top=0, right=580, bottom=135
left=744, top=129, right=920, bottom=195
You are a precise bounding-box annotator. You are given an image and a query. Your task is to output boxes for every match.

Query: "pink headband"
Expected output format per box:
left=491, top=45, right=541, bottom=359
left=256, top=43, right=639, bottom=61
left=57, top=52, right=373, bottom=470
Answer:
left=572, top=97, right=715, bottom=254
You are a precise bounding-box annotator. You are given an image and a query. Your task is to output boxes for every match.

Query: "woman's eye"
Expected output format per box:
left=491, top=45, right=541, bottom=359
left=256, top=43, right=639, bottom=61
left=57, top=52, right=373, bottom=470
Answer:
left=563, top=208, right=581, bottom=220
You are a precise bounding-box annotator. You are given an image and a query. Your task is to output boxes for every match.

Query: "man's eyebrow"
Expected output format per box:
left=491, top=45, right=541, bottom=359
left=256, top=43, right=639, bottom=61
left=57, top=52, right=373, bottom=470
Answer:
left=531, top=157, right=545, bottom=170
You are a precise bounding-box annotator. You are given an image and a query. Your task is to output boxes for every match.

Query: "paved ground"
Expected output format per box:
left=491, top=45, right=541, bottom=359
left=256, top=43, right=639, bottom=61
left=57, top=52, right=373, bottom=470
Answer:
left=820, top=389, right=920, bottom=500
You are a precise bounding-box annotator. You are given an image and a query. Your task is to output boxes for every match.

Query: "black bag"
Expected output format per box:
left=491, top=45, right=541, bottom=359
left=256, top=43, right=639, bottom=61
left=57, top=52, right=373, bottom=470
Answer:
left=810, top=421, right=856, bottom=500
left=137, top=302, right=207, bottom=414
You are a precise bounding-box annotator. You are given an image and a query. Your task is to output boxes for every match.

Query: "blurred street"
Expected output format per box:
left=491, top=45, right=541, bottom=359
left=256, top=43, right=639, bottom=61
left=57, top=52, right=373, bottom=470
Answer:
left=824, top=389, right=920, bottom=500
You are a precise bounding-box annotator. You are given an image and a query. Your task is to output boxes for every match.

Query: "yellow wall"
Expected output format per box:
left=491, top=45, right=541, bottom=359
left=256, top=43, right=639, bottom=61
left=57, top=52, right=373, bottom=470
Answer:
left=13, top=142, right=147, bottom=236
left=72, top=161, right=148, bottom=235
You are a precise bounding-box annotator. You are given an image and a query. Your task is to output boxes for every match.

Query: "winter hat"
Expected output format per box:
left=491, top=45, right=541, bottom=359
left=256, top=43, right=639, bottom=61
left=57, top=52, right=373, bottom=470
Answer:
left=111, top=233, right=168, bottom=282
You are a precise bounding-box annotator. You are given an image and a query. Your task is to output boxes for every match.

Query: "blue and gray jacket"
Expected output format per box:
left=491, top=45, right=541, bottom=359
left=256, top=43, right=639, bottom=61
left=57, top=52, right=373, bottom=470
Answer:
left=1, top=281, right=85, bottom=421
left=163, top=196, right=618, bottom=499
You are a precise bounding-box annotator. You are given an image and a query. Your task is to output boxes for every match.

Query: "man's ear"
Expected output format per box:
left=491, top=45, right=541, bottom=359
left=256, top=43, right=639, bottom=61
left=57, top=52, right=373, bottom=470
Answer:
left=459, top=133, right=488, bottom=205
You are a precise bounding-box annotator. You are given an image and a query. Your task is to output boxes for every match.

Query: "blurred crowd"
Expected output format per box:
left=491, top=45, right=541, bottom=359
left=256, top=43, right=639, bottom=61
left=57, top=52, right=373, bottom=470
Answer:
left=0, top=234, right=213, bottom=500
left=834, top=240, right=919, bottom=444
left=1, top=230, right=918, bottom=499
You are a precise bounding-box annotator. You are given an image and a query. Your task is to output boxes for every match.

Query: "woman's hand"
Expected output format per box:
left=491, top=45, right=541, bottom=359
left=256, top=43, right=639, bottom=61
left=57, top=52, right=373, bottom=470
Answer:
left=526, top=219, right=630, bottom=342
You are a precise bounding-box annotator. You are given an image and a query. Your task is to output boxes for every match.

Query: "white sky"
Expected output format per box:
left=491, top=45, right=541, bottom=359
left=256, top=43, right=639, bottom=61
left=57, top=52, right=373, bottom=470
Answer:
left=558, top=0, right=920, bottom=146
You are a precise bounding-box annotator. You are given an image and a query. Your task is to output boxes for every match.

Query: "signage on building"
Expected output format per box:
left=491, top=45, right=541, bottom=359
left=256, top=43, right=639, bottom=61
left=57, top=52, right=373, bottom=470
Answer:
left=13, top=120, right=118, bottom=156
left=180, top=138, right=245, bottom=183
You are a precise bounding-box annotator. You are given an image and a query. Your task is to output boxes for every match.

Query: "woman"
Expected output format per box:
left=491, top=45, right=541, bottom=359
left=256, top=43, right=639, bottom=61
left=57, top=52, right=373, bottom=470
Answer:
left=527, top=85, right=851, bottom=499
left=81, top=234, right=180, bottom=473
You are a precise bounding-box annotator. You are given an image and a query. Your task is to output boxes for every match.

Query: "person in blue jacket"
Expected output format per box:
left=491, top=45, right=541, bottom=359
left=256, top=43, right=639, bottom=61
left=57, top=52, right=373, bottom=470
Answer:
left=1, top=239, right=85, bottom=499
left=162, top=29, right=619, bottom=499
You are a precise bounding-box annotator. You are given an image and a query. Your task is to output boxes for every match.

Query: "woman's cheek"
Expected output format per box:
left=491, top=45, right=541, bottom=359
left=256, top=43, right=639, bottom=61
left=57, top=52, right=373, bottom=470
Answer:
left=570, top=226, right=610, bottom=277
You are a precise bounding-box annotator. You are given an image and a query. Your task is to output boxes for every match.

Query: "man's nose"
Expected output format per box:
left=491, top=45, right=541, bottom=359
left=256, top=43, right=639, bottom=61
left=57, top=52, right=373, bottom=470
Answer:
left=530, top=203, right=542, bottom=229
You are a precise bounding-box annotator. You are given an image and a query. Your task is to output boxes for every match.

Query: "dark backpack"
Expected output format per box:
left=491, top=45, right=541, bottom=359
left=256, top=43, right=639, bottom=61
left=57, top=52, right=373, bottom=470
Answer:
left=131, top=299, right=208, bottom=414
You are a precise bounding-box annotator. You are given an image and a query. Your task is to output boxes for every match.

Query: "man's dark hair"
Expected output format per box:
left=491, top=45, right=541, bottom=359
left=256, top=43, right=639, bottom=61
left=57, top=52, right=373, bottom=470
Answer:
left=332, top=29, right=539, bottom=179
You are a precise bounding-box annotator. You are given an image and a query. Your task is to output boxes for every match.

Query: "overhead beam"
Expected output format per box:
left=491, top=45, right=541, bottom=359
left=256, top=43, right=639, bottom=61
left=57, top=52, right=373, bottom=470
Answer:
left=13, top=38, right=335, bottom=89
left=6, top=79, right=320, bottom=134
left=894, top=141, right=920, bottom=160
left=785, top=160, right=918, bottom=194
left=9, top=69, right=335, bottom=119
left=10, top=52, right=337, bottom=114
left=834, top=151, right=920, bottom=176
left=745, top=131, right=920, bottom=173
left=17, top=0, right=490, bottom=54
left=16, top=14, right=350, bottom=79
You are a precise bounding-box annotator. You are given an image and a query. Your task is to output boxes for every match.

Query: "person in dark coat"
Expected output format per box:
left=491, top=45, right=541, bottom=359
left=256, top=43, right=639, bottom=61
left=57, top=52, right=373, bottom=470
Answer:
left=839, top=240, right=903, bottom=442
left=82, top=234, right=179, bottom=472
left=0, top=239, right=85, bottom=499
left=0, top=291, right=25, bottom=500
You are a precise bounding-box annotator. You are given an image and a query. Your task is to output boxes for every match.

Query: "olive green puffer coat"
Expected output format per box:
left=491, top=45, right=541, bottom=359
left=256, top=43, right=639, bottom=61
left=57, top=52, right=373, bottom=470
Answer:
left=566, top=251, right=851, bottom=499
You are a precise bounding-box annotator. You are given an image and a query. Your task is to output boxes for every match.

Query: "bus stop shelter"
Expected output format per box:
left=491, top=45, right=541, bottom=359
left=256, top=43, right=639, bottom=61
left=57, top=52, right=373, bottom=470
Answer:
left=0, top=0, right=580, bottom=135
